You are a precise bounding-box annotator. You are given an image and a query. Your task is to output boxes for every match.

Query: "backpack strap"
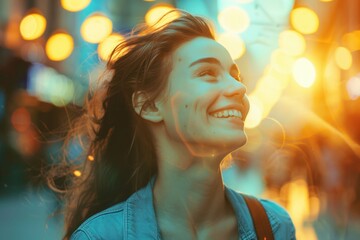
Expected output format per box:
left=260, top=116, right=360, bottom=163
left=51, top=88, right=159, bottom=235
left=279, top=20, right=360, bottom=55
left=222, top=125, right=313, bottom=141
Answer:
left=242, top=194, right=274, bottom=240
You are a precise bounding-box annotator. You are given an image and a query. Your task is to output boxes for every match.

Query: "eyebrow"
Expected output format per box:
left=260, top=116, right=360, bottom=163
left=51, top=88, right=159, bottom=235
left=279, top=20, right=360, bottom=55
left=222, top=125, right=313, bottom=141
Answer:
left=189, top=57, right=221, bottom=67
left=189, top=57, right=241, bottom=77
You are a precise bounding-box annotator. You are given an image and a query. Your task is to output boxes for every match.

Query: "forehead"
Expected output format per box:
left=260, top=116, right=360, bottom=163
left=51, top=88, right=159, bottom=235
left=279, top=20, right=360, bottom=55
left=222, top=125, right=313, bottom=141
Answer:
left=172, top=37, right=233, bottom=66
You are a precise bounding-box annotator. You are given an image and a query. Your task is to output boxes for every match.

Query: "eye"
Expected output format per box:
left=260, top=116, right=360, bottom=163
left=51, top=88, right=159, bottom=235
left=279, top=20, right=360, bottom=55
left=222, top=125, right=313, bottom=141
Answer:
left=198, top=69, right=217, bottom=77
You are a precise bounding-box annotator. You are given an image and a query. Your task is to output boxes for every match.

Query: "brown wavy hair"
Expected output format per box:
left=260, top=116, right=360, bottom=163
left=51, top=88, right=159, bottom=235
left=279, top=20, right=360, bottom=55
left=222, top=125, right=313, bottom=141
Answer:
left=48, top=10, right=215, bottom=239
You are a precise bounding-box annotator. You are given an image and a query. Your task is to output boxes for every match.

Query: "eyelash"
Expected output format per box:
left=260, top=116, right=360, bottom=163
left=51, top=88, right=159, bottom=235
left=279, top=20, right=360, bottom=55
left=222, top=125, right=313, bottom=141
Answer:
left=197, top=68, right=243, bottom=83
left=198, top=69, right=217, bottom=77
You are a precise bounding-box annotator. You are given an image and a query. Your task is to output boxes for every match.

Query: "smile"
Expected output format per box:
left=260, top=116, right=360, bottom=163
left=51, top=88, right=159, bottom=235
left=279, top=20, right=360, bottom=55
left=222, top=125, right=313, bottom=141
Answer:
left=210, top=109, right=242, bottom=118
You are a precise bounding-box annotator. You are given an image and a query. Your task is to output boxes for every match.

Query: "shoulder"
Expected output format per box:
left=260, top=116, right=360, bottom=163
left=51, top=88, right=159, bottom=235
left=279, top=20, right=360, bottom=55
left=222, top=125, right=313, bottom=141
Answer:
left=226, top=188, right=296, bottom=239
left=259, top=198, right=296, bottom=239
left=70, top=202, right=126, bottom=240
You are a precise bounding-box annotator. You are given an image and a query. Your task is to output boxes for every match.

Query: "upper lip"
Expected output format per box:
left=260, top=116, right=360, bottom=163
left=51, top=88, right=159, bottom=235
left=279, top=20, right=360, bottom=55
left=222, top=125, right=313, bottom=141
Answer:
left=209, top=103, right=245, bottom=118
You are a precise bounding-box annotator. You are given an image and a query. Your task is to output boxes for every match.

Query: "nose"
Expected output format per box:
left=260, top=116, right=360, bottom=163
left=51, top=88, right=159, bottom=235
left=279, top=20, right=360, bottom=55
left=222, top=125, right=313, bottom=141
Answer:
left=223, top=76, right=247, bottom=98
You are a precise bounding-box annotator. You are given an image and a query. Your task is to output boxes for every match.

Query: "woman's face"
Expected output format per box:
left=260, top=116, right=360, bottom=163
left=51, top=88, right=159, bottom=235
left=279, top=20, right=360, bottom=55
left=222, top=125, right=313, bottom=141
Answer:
left=157, top=37, right=249, bottom=156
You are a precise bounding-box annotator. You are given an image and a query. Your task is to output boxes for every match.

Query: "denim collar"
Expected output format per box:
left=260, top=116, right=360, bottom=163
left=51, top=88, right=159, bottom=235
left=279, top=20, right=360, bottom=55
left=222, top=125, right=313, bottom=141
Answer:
left=124, top=177, right=280, bottom=240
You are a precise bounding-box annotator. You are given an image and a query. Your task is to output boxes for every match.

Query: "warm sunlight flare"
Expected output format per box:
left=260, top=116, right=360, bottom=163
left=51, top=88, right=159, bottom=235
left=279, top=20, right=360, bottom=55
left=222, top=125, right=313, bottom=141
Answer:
left=45, top=32, right=74, bottom=61
left=19, top=13, right=46, bottom=40
left=285, top=179, right=318, bottom=240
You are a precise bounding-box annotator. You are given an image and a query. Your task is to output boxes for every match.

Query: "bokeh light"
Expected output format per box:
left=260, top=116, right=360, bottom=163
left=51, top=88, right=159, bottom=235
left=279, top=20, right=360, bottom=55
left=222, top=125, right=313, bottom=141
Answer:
left=342, top=30, right=360, bottom=52
left=218, top=6, right=250, bottom=33
left=81, top=13, right=113, bottom=43
left=292, top=57, right=316, bottom=88
left=270, top=49, right=296, bottom=74
left=73, top=170, right=82, bottom=177
left=88, top=155, right=95, bottom=161
left=145, top=4, right=179, bottom=27
left=278, top=30, right=306, bottom=56
left=19, top=13, right=46, bottom=40
left=11, top=107, right=31, bottom=132
left=97, top=33, right=125, bottom=61
left=61, top=0, right=91, bottom=12
left=45, top=32, right=74, bottom=61
left=28, top=64, right=75, bottom=106
left=335, top=46, right=352, bottom=70
left=217, top=33, right=246, bottom=60
left=346, top=74, right=360, bottom=100
left=290, top=7, right=319, bottom=34
left=245, top=95, right=264, bottom=129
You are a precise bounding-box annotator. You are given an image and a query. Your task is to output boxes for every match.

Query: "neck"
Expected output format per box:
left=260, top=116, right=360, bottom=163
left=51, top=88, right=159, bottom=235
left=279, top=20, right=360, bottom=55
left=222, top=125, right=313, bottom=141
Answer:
left=153, top=154, right=233, bottom=233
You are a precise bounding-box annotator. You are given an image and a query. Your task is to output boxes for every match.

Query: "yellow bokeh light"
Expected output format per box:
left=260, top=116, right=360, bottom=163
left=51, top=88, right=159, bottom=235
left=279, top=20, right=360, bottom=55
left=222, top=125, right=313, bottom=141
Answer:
left=343, top=30, right=360, bottom=51
left=290, top=7, right=319, bottom=34
left=145, top=4, right=179, bottom=27
left=218, top=6, right=250, bottom=33
left=270, top=49, right=296, bottom=74
left=217, top=33, right=246, bottom=60
left=61, top=0, right=91, bottom=12
left=346, top=74, right=360, bottom=100
left=88, top=155, right=95, bottom=161
left=335, top=46, right=352, bottom=70
left=245, top=95, right=264, bottom=129
left=45, top=33, right=74, bottom=61
left=342, top=30, right=360, bottom=52
left=81, top=13, right=113, bottom=43
left=278, top=30, right=306, bottom=56
left=292, top=57, right=316, bottom=88
left=73, top=170, right=82, bottom=177
left=19, top=13, right=47, bottom=40
left=98, top=33, right=125, bottom=61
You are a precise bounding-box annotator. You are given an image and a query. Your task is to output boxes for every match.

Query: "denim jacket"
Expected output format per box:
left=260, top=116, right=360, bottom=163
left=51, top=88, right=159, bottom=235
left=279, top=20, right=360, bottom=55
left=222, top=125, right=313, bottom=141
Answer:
left=71, top=179, right=296, bottom=240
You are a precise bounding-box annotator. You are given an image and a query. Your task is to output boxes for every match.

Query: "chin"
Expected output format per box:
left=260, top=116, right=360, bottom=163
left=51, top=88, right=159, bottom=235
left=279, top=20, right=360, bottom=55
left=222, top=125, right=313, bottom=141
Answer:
left=213, top=134, right=248, bottom=155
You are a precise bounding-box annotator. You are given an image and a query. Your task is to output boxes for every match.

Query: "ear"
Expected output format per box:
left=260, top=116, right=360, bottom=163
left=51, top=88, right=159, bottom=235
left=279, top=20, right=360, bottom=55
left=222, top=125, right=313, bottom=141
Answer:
left=132, top=91, right=163, bottom=123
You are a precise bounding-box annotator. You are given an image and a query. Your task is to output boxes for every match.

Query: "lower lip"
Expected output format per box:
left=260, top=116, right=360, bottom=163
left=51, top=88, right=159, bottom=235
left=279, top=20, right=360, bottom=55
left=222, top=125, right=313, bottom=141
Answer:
left=210, top=116, right=245, bottom=128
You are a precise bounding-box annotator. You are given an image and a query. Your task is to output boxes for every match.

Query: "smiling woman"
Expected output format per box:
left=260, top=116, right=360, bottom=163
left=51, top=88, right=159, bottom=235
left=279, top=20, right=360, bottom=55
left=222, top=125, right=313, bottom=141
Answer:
left=49, top=10, right=295, bottom=240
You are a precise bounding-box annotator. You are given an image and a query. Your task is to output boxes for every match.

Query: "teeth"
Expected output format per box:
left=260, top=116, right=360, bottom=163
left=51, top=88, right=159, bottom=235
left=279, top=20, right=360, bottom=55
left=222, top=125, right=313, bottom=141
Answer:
left=211, top=109, right=242, bottom=118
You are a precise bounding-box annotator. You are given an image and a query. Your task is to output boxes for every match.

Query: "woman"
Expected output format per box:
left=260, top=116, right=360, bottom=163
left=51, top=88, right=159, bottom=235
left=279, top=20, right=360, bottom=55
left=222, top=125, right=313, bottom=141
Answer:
left=54, top=10, right=295, bottom=239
